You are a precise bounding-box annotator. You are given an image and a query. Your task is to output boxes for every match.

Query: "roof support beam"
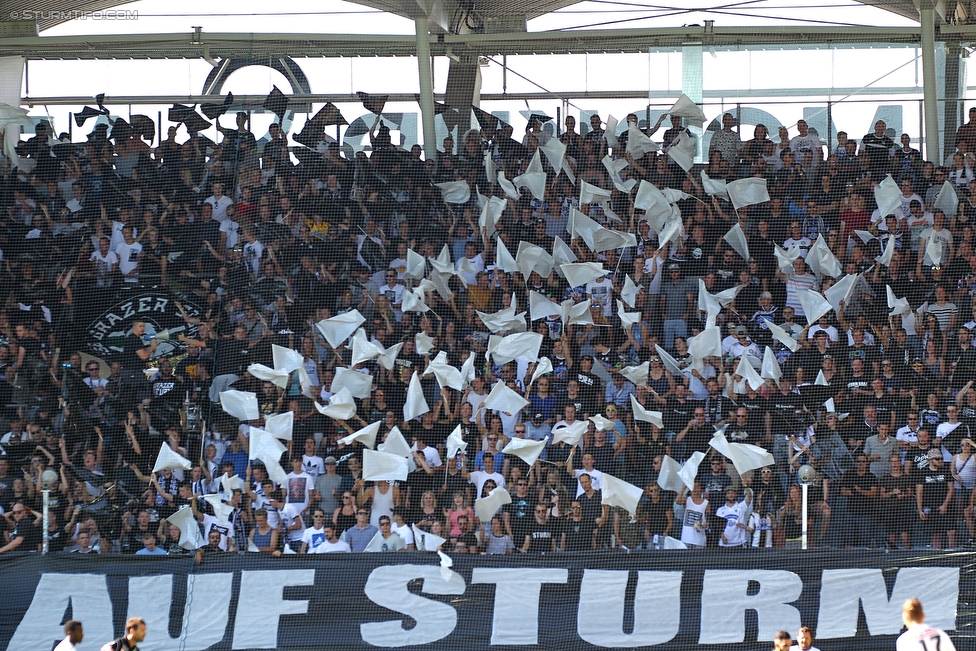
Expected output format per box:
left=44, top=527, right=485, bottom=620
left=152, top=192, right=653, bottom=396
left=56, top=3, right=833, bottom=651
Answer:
left=0, top=26, right=939, bottom=61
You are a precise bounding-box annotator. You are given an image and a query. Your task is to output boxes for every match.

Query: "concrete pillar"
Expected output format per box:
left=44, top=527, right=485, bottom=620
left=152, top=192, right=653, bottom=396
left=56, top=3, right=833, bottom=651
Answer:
left=445, top=57, right=482, bottom=145
left=920, top=8, right=941, bottom=162
left=682, top=45, right=704, bottom=160
left=415, top=17, right=437, bottom=162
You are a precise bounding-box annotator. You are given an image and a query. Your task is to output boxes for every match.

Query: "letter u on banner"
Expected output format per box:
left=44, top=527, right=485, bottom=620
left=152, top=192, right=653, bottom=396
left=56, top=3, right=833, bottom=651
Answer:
left=577, top=570, right=682, bottom=647
left=129, top=574, right=232, bottom=651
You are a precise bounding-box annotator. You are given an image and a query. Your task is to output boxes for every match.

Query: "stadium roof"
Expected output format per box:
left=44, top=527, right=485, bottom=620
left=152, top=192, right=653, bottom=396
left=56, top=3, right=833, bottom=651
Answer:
left=0, top=0, right=940, bottom=35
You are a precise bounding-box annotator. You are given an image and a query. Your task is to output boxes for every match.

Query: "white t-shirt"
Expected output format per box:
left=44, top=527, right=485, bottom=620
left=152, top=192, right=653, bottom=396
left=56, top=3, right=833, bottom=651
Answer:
left=919, top=227, right=953, bottom=266
left=807, top=324, right=839, bottom=342
left=417, top=446, right=443, bottom=469
left=586, top=278, right=614, bottom=316
left=573, top=468, right=604, bottom=497
left=280, top=503, right=305, bottom=542
left=318, top=538, right=351, bottom=553
left=220, top=219, right=241, bottom=249
left=391, top=521, right=415, bottom=547
left=717, top=499, right=751, bottom=547
left=251, top=493, right=281, bottom=529
left=455, top=253, right=485, bottom=286
left=110, top=220, right=134, bottom=250
left=90, top=249, right=118, bottom=286
left=896, top=624, right=957, bottom=651
left=302, top=455, right=326, bottom=482
left=202, top=514, right=232, bottom=551
left=907, top=211, right=934, bottom=247
left=468, top=470, right=506, bottom=497
left=378, top=283, right=406, bottom=307
left=285, top=471, right=315, bottom=511
left=243, top=240, right=264, bottom=276
left=301, top=525, right=329, bottom=553
left=205, top=194, right=234, bottom=222
left=115, top=240, right=142, bottom=277
left=783, top=237, right=812, bottom=258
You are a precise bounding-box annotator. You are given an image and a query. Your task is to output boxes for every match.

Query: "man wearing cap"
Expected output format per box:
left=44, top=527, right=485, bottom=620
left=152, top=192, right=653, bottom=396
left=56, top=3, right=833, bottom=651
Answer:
left=717, top=485, right=754, bottom=548
left=605, top=374, right=636, bottom=410
left=728, top=326, right=761, bottom=361
left=575, top=356, right=601, bottom=417
left=315, top=456, right=343, bottom=515
left=525, top=413, right=552, bottom=459
left=661, top=264, right=694, bottom=349
left=916, top=448, right=956, bottom=549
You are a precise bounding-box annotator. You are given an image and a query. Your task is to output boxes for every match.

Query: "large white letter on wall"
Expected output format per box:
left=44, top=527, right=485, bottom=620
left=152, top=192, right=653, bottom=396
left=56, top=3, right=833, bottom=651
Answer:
left=699, top=570, right=803, bottom=644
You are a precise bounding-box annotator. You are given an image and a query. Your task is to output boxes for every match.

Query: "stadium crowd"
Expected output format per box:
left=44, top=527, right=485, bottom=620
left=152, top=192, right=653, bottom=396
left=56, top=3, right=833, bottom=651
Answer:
left=1, top=98, right=976, bottom=556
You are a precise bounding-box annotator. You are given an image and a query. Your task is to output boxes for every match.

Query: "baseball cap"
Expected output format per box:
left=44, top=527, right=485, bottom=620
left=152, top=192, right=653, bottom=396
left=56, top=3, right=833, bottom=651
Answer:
left=927, top=448, right=942, bottom=459
left=734, top=326, right=747, bottom=335
left=668, top=263, right=680, bottom=270
left=324, top=456, right=337, bottom=464
left=533, top=413, right=544, bottom=422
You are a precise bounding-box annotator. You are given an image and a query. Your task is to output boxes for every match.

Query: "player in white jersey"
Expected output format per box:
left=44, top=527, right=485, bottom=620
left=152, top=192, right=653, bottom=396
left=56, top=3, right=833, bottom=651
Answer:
left=896, top=599, right=956, bottom=651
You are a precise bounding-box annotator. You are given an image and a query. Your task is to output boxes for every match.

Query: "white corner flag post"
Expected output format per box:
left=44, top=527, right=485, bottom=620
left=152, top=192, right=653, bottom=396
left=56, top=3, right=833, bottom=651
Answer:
left=801, top=482, right=808, bottom=550
left=42, top=488, right=50, bottom=554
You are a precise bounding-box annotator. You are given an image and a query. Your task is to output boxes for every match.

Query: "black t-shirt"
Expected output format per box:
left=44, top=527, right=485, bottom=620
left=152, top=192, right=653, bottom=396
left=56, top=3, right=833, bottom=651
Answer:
left=767, top=392, right=804, bottom=435
left=754, top=479, right=785, bottom=516
left=682, top=423, right=714, bottom=457
left=840, top=470, right=878, bottom=516
left=561, top=517, right=592, bottom=551
left=152, top=374, right=183, bottom=405
left=919, top=467, right=951, bottom=509
left=45, top=526, right=68, bottom=553
left=10, top=515, right=40, bottom=550
left=663, top=397, right=694, bottom=433
left=213, top=338, right=247, bottom=376
left=16, top=338, right=42, bottom=375
left=504, top=493, right=535, bottom=541
left=578, top=489, right=603, bottom=532
left=861, top=133, right=894, bottom=171
left=523, top=519, right=555, bottom=552
left=867, top=394, right=898, bottom=425
left=646, top=498, right=672, bottom=535
left=575, top=372, right=600, bottom=415
left=414, top=423, right=448, bottom=448
left=121, top=333, right=146, bottom=370
left=737, top=394, right=768, bottom=433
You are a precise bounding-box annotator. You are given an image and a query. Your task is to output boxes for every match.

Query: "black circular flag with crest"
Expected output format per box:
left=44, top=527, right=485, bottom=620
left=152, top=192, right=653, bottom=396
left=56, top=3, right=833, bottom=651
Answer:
left=84, top=290, right=203, bottom=362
